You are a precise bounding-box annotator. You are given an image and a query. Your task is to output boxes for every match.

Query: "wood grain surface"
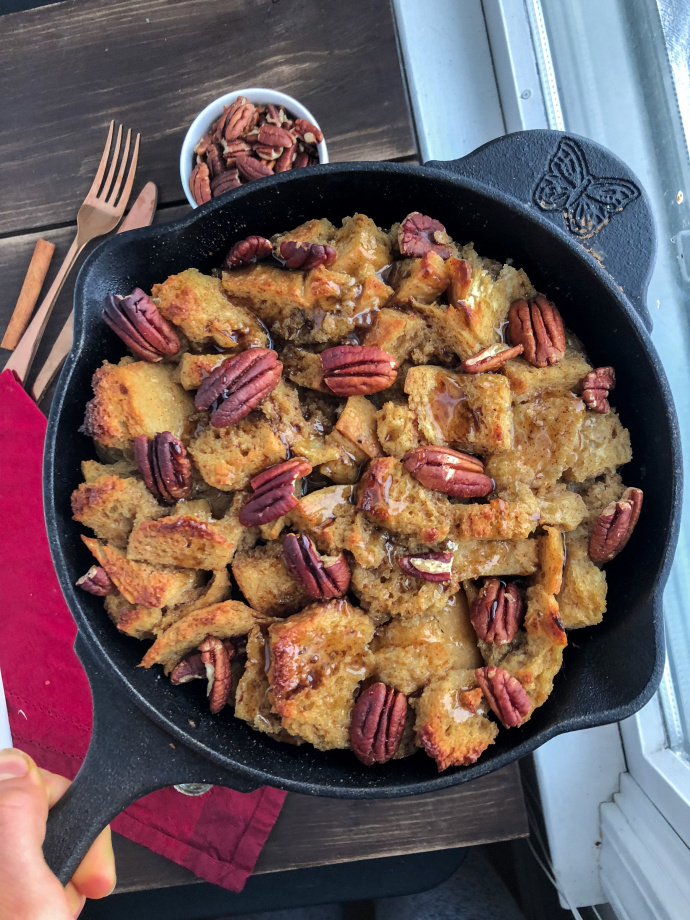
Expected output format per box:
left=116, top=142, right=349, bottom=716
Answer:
left=112, top=764, right=528, bottom=893
left=0, top=0, right=415, bottom=237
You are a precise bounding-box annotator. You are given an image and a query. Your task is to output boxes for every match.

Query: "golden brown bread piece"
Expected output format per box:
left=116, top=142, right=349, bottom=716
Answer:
left=334, top=396, right=383, bottom=459
left=153, top=268, right=268, bottom=349
left=71, top=467, right=162, bottom=547
left=82, top=536, right=202, bottom=608
left=189, top=415, right=288, bottom=491
left=357, top=456, right=454, bottom=544
left=351, top=553, right=458, bottom=622
left=557, top=526, right=607, bottom=628
left=535, top=526, right=566, bottom=596
left=405, top=366, right=513, bottom=454
left=235, top=627, right=298, bottom=741
left=272, top=218, right=336, bottom=249
left=232, top=540, right=310, bottom=617
left=82, top=360, right=195, bottom=450
left=453, top=486, right=541, bottom=541
left=387, top=252, right=451, bottom=307
left=372, top=595, right=481, bottom=694
left=330, top=214, right=392, bottom=279
left=267, top=600, right=374, bottom=749
left=563, top=411, right=632, bottom=483
left=534, top=483, right=588, bottom=531
left=140, top=599, right=272, bottom=673
left=574, top=472, right=626, bottom=524
left=414, top=669, right=499, bottom=771
left=452, top=538, right=539, bottom=581
left=363, top=308, right=429, bottom=365
left=376, top=400, right=426, bottom=460
left=281, top=345, right=330, bottom=393
left=176, top=353, right=228, bottom=390
left=501, top=348, right=592, bottom=402
left=104, top=593, right=163, bottom=640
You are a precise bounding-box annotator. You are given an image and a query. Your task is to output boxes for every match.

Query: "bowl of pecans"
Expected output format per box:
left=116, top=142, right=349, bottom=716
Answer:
left=180, top=88, right=328, bottom=208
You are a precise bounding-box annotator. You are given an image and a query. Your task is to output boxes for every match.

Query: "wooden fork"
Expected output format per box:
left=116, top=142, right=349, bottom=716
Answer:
left=5, top=122, right=140, bottom=384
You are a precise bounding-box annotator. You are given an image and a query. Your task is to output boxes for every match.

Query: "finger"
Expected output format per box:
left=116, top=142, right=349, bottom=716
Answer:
left=38, top=768, right=117, bottom=899
left=0, top=749, right=72, bottom=920
left=64, top=882, right=86, bottom=918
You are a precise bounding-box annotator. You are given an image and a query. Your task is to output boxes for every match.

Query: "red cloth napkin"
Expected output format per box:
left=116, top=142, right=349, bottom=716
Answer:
left=0, top=368, right=286, bottom=891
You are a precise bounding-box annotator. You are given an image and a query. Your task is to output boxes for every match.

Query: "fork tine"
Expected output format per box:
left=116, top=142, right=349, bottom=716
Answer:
left=87, top=121, right=115, bottom=197
left=115, top=133, right=141, bottom=215
left=100, top=123, right=122, bottom=201
left=106, top=128, right=131, bottom=206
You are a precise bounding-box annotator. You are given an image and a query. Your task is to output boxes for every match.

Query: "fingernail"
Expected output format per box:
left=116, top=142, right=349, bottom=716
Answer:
left=0, top=750, right=30, bottom=781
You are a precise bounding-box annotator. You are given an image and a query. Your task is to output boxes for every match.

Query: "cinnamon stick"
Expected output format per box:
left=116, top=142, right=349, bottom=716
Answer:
left=1, top=239, right=55, bottom=350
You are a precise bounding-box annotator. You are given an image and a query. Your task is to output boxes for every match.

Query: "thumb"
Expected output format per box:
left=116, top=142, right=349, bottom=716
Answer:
left=0, top=750, right=74, bottom=920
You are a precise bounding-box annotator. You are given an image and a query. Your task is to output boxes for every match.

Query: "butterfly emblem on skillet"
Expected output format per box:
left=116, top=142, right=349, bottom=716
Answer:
left=534, top=137, right=640, bottom=239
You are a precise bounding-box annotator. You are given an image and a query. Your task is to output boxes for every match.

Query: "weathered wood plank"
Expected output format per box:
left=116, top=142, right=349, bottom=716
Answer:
left=111, top=765, right=528, bottom=893
left=0, top=0, right=416, bottom=236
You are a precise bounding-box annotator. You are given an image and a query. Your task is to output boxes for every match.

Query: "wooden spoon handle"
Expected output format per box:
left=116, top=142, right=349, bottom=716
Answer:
left=31, top=310, right=74, bottom=403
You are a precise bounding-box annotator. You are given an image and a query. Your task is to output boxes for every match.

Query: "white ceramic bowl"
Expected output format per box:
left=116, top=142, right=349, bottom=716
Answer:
left=180, top=88, right=329, bottom=208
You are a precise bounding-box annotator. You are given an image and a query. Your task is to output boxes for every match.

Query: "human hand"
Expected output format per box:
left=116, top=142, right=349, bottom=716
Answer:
left=0, top=748, right=116, bottom=920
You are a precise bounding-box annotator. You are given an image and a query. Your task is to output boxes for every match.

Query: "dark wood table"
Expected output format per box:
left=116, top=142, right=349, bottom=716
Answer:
left=0, top=0, right=528, bottom=894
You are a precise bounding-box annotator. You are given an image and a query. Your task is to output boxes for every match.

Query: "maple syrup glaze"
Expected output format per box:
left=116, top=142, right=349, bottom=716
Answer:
left=428, top=374, right=480, bottom=445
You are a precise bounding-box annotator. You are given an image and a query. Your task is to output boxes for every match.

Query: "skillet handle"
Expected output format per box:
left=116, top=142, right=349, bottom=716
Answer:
left=426, top=129, right=656, bottom=331
left=43, top=635, right=259, bottom=885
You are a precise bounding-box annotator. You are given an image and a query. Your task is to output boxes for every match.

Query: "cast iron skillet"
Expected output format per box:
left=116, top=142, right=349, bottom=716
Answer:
left=43, top=130, right=681, bottom=882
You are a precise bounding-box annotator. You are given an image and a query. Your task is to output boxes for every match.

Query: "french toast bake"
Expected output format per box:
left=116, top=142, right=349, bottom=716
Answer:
left=72, top=212, right=642, bottom=770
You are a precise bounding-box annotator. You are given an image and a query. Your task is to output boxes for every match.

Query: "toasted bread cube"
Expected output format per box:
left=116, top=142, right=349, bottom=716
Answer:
left=83, top=536, right=202, bottom=608
left=318, top=430, right=367, bottom=484
left=232, top=541, right=310, bottom=617
left=292, top=484, right=355, bottom=531
left=372, top=595, right=481, bottom=694
left=536, top=526, right=565, bottom=595
left=104, top=594, right=163, bottom=640
left=176, top=353, right=228, bottom=390
left=235, top=627, right=297, bottom=740
left=140, top=599, right=271, bottom=673
left=272, top=218, right=336, bottom=248
left=351, top=550, right=459, bottom=622
left=376, top=401, right=426, bottom=460
left=82, top=360, right=195, bottom=450
left=452, top=538, right=539, bottom=581
left=387, top=252, right=451, bottom=307
left=454, top=486, right=540, bottom=541
left=189, top=416, right=287, bottom=491
left=335, top=396, right=382, bottom=459
left=563, top=411, right=632, bottom=482
left=486, top=394, right=586, bottom=490
left=127, top=500, right=244, bottom=569
left=330, top=214, right=392, bottom=279
left=81, top=459, right=137, bottom=482
left=502, top=348, right=592, bottom=402
left=557, top=527, right=607, bottom=628
left=151, top=569, right=234, bottom=636
left=152, top=268, right=267, bottom=349
left=405, top=366, right=513, bottom=454
left=267, top=600, right=374, bottom=749
left=71, top=468, right=162, bottom=547
left=534, top=483, right=588, bottom=531
left=496, top=585, right=567, bottom=712
left=282, top=345, right=330, bottom=392
left=575, top=472, right=626, bottom=524
left=357, top=456, right=454, bottom=544
left=363, top=308, right=428, bottom=364
left=414, top=669, right=498, bottom=771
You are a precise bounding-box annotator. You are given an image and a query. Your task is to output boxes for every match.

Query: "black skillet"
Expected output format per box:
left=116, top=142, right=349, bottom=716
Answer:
left=42, top=130, right=682, bottom=882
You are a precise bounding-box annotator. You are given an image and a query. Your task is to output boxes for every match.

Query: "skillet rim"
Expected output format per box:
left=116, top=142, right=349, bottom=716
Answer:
left=43, top=158, right=682, bottom=797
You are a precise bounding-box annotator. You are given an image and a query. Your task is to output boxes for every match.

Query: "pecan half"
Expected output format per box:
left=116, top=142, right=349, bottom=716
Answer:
left=470, top=578, right=524, bottom=644
left=170, top=651, right=206, bottom=685
left=199, top=636, right=233, bottom=714
left=223, top=235, right=273, bottom=270
left=462, top=342, right=524, bottom=374
left=475, top=666, right=531, bottom=728
left=210, top=169, right=241, bottom=197
left=581, top=366, right=615, bottom=413
left=189, top=162, right=212, bottom=206
left=194, top=348, right=283, bottom=428
left=350, top=682, right=408, bottom=766
left=103, top=288, right=181, bottom=362
left=588, top=487, right=643, bottom=564
left=293, top=118, right=324, bottom=145
left=258, top=123, right=294, bottom=148
left=133, top=431, right=193, bottom=504
left=398, top=212, right=452, bottom=260
left=222, top=138, right=252, bottom=159
left=205, top=142, right=225, bottom=179
left=216, top=97, right=257, bottom=142
left=293, top=150, right=310, bottom=169
left=282, top=533, right=351, bottom=598
left=508, top=295, right=566, bottom=368
left=279, top=240, right=337, bottom=270
left=398, top=551, right=453, bottom=583
left=447, top=257, right=473, bottom=306
left=238, top=458, right=312, bottom=527
left=76, top=565, right=116, bottom=596
left=320, top=345, right=398, bottom=396
left=275, top=144, right=296, bottom=173
left=236, top=154, right=273, bottom=180
left=402, top=446, right=493, bottom=498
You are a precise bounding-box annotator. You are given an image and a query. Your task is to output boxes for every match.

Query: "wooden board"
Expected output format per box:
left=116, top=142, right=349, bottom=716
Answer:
left=0, top=0, right=416, bottom=236
left=112, top=764, right=528, bottom=893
